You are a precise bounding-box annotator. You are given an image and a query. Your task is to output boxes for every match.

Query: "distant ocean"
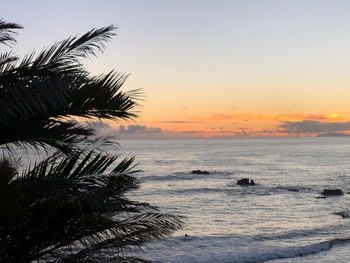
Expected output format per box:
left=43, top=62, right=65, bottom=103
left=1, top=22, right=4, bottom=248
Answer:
left=118, top=138, right=350, bottom=263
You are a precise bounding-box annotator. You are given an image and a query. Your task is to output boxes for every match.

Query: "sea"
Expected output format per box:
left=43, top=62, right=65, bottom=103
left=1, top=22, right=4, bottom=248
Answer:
left=117, top=137, right=350, bottom=263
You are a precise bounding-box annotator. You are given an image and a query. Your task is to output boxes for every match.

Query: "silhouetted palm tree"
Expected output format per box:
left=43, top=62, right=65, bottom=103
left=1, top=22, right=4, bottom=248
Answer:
left=0, top=20, right=182, bottom=263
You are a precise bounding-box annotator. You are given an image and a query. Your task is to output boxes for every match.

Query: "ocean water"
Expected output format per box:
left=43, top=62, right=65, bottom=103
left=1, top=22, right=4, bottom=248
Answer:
left=118, top=138, right=350, bottom=263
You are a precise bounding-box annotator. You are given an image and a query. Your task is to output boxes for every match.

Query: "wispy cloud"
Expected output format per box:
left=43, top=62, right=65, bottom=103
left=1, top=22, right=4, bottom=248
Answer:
left=180, top=130, right=204, bottom=134
left=191, top=112, right=350, bottom=122
left=88, top=116, right=350, bottom=139
left=156, top=120, right=204, bottom=124
left=279, top=120, right=350, bottom=134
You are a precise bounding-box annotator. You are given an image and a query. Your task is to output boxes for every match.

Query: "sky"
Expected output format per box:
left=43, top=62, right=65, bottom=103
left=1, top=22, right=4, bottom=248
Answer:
left=3, top=0, right=350, bottom=138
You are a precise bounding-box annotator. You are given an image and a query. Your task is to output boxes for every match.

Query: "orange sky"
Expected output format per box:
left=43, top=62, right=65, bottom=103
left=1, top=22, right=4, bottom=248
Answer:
left=108, top=112, right=350, bottom=138
left=4, top=1, right=350, bottom=138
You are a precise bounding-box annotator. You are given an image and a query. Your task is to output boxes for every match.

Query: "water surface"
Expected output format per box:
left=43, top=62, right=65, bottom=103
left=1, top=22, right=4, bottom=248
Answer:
left=119, top=138, right=350, bottom=262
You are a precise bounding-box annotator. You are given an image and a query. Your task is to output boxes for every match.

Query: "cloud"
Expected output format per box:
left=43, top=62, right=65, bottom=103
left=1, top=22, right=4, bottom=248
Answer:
left=191, top=112, right=350, bottom=123
left=156, top=120, right=204, bottom=124
left=118, top=125, right=161, bottom=134
left=181, top=130, right=203, bottom=134
left=85, top=120, right=350, bottom=139
left=279, top=120, right=350, bottom=134
left=250, top=129, right=277, bottom=134
left=115, top=125, right=219, bottom=139
left=317, top=132, right=350, bottom=137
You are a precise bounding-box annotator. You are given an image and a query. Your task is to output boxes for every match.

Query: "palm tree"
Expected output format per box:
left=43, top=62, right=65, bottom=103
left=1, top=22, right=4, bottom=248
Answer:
left=0, top=20, right=182, bottom=263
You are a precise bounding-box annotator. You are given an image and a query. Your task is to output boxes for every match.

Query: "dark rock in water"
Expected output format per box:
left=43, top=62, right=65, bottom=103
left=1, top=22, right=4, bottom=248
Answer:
left=334, top=211, right=350, bottom=218
left=321, top=189, right=343, bottom=196
left=334, top=211, right=345, bottom=215
left=237, top=178, right=250, bottom=185
left=315, top=196, right=327, bottom=199
left=237, top=178, right=256, bottom=186
left=191, top=170, right=210, bottom=175
left=287, top=188, right=299, bottom=192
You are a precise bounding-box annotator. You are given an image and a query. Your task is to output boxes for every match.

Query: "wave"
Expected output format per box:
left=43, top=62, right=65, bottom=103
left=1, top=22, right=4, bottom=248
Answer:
left=260, top=238, right=350, bottom=263
left=146, top=235, right=350, bottom=263
left=253, top=224, right=350, bottom=242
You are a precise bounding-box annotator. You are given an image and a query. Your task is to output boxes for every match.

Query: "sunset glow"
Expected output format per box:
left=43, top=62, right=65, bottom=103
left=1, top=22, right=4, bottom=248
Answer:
left=4, top=0, right=350, bottom=138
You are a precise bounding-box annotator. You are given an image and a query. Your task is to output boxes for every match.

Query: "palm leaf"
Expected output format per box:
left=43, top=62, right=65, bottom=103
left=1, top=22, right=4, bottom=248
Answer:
left=0, top=20, right=22, bottom=46
left=0, top=26, right=139, bottom=153
left=0, top=52, right=18, bottom=73
left=0, top=119, right=93, bottom=155
left=69, top=71, right=141, bottom=120
left=0, top=150, right=181, bottom=262
left=0, top=20, right=182, bottom=263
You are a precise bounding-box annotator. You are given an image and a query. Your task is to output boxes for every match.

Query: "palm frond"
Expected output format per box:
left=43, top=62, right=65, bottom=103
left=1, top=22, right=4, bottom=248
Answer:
left=0, top=119, right=93, bottom=155
left=24, top=150, right=117, bottom=179
left=56, top=213, right=182, bottom=262
left=0, top=25, right=139, bottom=154
left=0, top=25, right=117, bottom=123
left=0, top=73, right=73, bottom=124
left=19, top=25, right=116, bottom=74
left=0, top=52, right=18, bottom=73
left=0, top=159, right=23, bottom=225
left=0, top=20, right=22, bottom=46
left=21, top=151, right=144, bottom=215
left=69, top=71, right=141, bottom=120
left=0, top=150, right=181, bottom=262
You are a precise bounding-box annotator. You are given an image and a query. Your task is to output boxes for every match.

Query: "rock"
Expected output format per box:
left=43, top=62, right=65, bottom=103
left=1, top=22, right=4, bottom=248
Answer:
left=321, top=189, right=343, bottom=196
left=334, top=211, right=350, bottom=218
left=315, top=196, right=327, bottom=199
left=287, top=188, right=299, bottom=192
left=334, top=211, right=345, bottom=215
left=191, top=170, right=210, bottom=175
left=237, top=178, right=256, bottom=186
left=237, top=178, right=250, bottom=185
